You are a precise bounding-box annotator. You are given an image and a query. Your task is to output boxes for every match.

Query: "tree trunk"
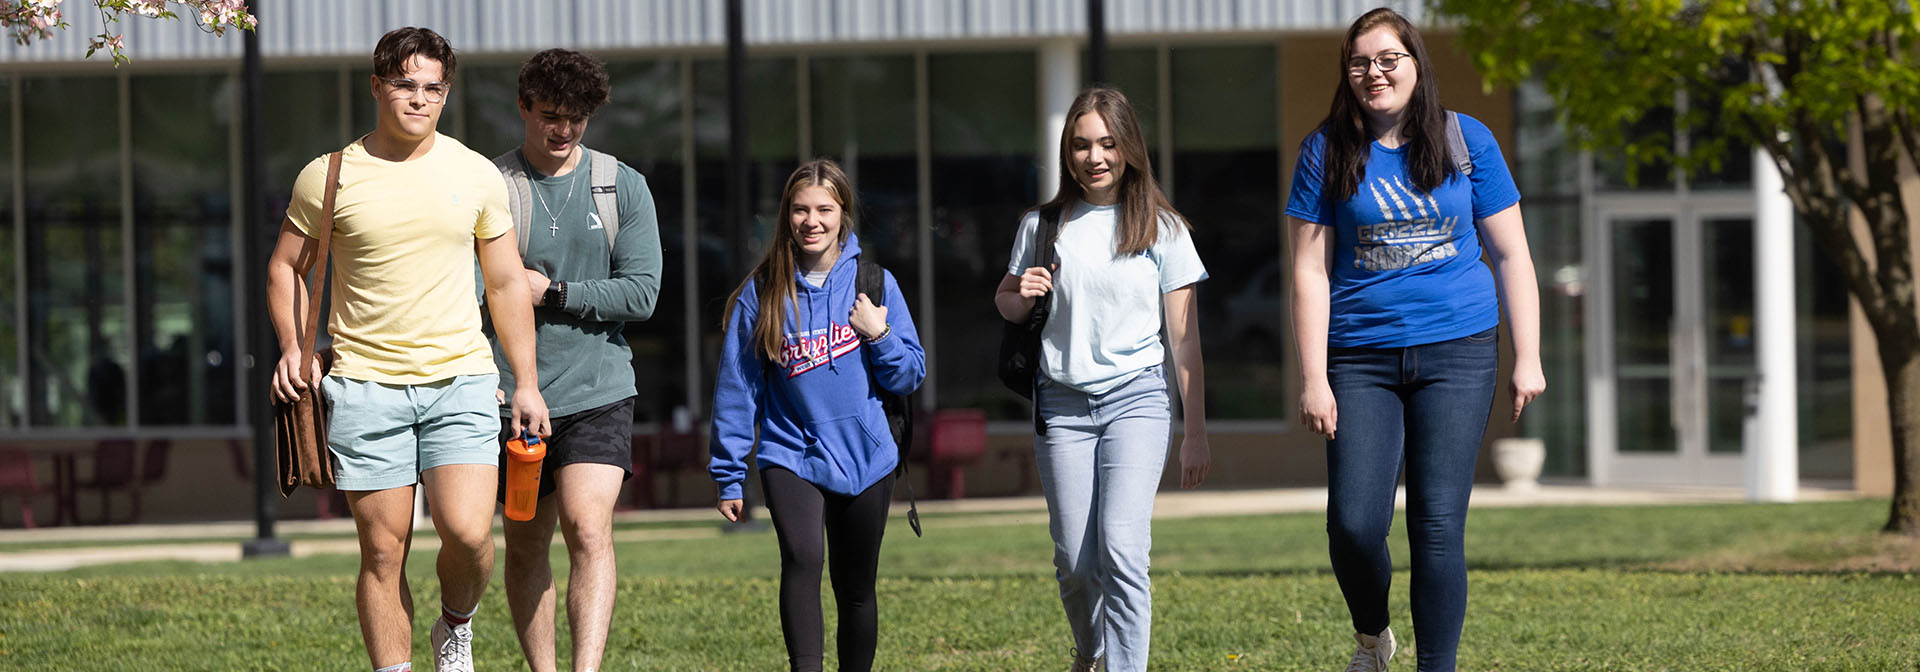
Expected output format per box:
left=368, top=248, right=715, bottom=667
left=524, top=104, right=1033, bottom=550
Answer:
left=1885, top=316, right=1920, bottom=535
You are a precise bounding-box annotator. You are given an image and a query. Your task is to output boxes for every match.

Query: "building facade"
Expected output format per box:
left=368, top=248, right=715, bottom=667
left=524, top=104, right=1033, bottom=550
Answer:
left=0, top=1, right=1864, bottom=518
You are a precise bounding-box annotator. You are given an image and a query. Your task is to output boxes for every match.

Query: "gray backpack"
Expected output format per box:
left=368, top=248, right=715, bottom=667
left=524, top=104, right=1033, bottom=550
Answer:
left=492, top=146, right=621, bottom=253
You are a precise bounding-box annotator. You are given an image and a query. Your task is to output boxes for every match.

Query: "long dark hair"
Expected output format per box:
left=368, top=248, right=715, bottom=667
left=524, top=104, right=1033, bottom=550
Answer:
left=1320, top=7, right=1455, bottom=201
left=1032, top=86, right=1187, bottom=256
left=723, top=159, right=858, bottom=363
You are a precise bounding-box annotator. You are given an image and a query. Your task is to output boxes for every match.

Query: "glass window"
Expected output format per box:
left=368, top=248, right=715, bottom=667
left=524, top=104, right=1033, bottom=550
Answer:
left=24, top=76, right=124, bottom=427
left=266, top=71, right=346, bottom=208
left=694, top=57, right=799, bottom=409
left=809, top=54, right=918, bottom=290
left=1515, top=76, right=1588, bottom=475
left=1169, top=45, right=1283, bottom=420
left=1515, top=79, right=1579, bottom=197
left=1594, top=105, right=1676, bottom=191
left=131, top=73, right=238, bottom=426
left=595, top=58, right=687, bottom=425
left=1085, top=47, right=1160, bottom=162
left=453, top=64, right=523, bottom=158
left=0, top=77, right=14, bottom=428
left=1797, top=223, right=1851, bottom=479
left=1522, top=200, right=1586, bottom=475
left=929, top=51, right=1037, bottom=419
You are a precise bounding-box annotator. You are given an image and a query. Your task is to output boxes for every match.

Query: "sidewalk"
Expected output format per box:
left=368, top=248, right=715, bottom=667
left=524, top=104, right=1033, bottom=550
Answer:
left=0, top=484, right=1861, bottom=572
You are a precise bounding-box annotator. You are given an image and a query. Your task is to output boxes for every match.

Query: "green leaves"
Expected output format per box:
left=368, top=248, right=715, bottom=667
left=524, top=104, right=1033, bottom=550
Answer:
left=1432, top=0, right=1920, bottom=177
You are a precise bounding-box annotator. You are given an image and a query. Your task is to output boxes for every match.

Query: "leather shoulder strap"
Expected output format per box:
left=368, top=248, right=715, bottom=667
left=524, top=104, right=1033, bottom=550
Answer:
left=297, top=150, right=342, bottom=385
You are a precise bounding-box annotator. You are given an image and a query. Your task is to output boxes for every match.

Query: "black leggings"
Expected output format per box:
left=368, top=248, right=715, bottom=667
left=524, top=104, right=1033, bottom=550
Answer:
left=761, top=467, right=893, bottom=672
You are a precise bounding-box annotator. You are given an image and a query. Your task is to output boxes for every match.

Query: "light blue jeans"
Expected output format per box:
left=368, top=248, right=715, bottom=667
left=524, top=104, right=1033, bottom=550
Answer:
left=1034, top=365, right=1170, bottom=672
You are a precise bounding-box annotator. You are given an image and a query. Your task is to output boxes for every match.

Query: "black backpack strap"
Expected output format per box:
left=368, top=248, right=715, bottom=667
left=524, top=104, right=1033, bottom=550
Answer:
left=857, top=260, right=884, bottom=304
left=858, top=261, right=921, bottom=537
left=1035, top=204, right=1062, bottom=270
left=1029, top=206, right=1062, bottom=436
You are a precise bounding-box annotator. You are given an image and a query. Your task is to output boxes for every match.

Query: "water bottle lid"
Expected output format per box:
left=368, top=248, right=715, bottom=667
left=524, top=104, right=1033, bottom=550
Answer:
left=521, top=429, right=541, bottom=447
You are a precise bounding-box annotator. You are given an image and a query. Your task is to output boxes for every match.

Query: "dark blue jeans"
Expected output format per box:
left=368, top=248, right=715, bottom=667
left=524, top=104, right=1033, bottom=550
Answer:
left=1325, top=327, right=1497, bottom=672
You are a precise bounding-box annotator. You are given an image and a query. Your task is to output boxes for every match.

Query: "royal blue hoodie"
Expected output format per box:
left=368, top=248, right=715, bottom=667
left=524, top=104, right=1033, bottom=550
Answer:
left=709, top=233, right=926, bottom=500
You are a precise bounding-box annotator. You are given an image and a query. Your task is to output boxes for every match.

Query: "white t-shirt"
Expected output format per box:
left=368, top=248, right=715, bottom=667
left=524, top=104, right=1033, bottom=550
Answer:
left=1005, top=200, right=1208, bottom=395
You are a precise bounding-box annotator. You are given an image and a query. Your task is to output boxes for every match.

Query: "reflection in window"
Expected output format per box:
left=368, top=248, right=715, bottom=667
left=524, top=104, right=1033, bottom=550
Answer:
left=695, top=57, right=799, bottom=412
left=595, top=58, right=687, bottom=425
left=1517, top=78, right=1588, bottom=475
left=810, top=55, right=918, bottom=294
left=132, top=73, right=238, bottom=425
left=24, top=77, right=123, bottom=427
left=1170, top=45, right=1283, bottom=420
left=1522, top=202, right=1586, bottom=475
left=266, top=71, right=346, bottom=210
left=1797, top=224, right=1851, bottom=479
left=1084, top=47, right=1160, bottom=164
left=929, top=52, right=1037, bottom=419
left=454, top=64, right=523, bottom=157
left=1595, top=104, right=1676, bottom=191
left=0, top=78, right=12, bottom=427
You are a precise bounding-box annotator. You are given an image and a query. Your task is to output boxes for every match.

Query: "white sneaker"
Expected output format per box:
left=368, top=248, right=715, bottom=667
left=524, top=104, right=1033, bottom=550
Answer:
left=1344, top=627, right=1395, bottom=672
left=430, top=617, right=475, bottom=672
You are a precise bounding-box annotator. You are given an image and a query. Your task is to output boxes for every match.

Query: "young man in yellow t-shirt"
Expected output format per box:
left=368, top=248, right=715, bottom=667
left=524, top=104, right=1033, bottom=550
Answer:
left=266, top=27, right=552, bottom=672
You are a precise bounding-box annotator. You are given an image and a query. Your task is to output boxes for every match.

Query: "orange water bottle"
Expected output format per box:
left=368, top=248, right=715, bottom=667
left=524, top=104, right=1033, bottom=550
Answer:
left=504, top=430, right=546, bottom=521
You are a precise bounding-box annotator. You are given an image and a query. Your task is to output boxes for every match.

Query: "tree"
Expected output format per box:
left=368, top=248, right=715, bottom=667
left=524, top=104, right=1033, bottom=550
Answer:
left=2, top=0, right=254, bottom=65
left=1432, top=0, right=1920, bottom=534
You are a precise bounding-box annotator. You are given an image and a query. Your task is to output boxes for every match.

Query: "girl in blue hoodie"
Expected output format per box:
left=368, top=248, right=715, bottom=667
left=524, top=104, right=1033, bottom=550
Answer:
left=708, top=158, right=925, bottom=672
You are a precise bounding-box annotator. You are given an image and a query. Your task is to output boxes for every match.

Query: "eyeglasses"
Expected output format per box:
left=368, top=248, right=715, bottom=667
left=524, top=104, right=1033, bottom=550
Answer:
left=382, top=77, right=450, bottom=103
left=1347, top=52, right=1413, bottom=75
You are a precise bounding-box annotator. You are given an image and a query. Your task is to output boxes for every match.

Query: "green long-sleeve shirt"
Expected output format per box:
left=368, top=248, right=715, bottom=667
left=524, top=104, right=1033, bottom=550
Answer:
left=487, top=150, right=663, bottom=417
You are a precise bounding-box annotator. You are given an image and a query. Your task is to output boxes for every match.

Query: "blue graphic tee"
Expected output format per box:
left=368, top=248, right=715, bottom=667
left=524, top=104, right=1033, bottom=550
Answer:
left=1284, top=112, right=1521, bottom=348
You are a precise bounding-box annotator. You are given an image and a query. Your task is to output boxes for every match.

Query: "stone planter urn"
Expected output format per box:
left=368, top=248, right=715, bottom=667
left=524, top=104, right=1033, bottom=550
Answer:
left=1491, top=437, right=1546, bottom=492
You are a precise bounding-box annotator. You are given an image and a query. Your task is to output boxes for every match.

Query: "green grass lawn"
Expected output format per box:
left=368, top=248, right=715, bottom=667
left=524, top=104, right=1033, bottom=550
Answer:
left=3, top=499, right=1917, bottom=670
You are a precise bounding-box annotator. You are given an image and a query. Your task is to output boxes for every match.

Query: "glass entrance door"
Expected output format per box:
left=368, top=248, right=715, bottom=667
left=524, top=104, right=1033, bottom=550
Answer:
left=1589, top=203, right=1752, bottom=485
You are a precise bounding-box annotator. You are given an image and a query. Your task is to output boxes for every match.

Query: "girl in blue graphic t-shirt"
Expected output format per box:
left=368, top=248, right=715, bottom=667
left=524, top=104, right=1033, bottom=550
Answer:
left=1284, top=8, right=1545, bottom=672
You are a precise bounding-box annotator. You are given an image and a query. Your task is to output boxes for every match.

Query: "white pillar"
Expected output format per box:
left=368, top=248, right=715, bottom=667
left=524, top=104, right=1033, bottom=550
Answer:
left=1750, top=147, right=1799, bottom=501
left=1039, top=40, right=1079, bottom=200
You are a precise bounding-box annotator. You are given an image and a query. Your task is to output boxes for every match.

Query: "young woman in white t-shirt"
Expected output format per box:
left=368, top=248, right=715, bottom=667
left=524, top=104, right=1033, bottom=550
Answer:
left=993, top=86, right=1212, bottom=672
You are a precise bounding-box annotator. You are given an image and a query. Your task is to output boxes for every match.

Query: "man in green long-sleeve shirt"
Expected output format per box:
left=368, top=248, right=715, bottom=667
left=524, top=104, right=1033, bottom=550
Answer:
left=485, top=48, right=662, bottom=672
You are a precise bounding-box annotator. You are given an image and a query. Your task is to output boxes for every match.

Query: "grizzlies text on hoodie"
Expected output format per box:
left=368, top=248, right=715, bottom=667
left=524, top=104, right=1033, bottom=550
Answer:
left=708, top=233, right=927, bottom=500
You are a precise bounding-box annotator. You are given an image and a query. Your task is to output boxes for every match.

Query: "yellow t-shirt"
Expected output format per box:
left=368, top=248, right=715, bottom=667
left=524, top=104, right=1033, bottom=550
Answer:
left=287, top=134, right=513, bottom=384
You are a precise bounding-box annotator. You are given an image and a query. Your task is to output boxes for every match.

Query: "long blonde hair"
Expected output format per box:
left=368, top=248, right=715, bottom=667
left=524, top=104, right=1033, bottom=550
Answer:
left=723, top=159, right=858, bottom=363
left=1032, top=86, right=1188, bottom=255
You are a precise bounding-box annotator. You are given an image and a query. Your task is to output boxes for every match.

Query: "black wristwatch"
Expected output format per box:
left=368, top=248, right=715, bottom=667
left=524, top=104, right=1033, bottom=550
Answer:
left=543, top=281, right=566, bottom=308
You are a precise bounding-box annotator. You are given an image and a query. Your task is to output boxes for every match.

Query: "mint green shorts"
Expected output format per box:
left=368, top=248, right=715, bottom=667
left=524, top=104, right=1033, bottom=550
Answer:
left=322, top=373, right=502, bottom=491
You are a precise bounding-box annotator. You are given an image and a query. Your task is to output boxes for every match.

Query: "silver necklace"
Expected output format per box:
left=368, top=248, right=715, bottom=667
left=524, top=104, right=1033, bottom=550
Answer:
left=531, top=154, right=581, bottom=237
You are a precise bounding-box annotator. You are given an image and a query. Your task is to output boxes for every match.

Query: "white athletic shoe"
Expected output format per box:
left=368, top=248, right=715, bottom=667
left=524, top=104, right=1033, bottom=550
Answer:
left=1344, top=627, right=1396, bottom=672
left=430, top=617, right=474, bottom=672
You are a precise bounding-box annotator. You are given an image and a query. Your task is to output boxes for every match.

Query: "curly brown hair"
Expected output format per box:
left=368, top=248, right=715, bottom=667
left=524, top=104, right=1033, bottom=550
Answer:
left=373, top=27, right=457, bottom=82
left=517, top=49, right=611, bottom=118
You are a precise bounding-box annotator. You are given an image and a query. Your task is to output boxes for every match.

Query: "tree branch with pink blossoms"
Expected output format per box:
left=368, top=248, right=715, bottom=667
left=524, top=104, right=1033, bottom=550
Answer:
left=0, top=0, right=254, bottom=65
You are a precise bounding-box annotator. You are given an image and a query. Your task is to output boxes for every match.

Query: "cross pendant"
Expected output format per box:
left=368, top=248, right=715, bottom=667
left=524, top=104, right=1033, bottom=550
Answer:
left=549, top=223, right=560, bottom=237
